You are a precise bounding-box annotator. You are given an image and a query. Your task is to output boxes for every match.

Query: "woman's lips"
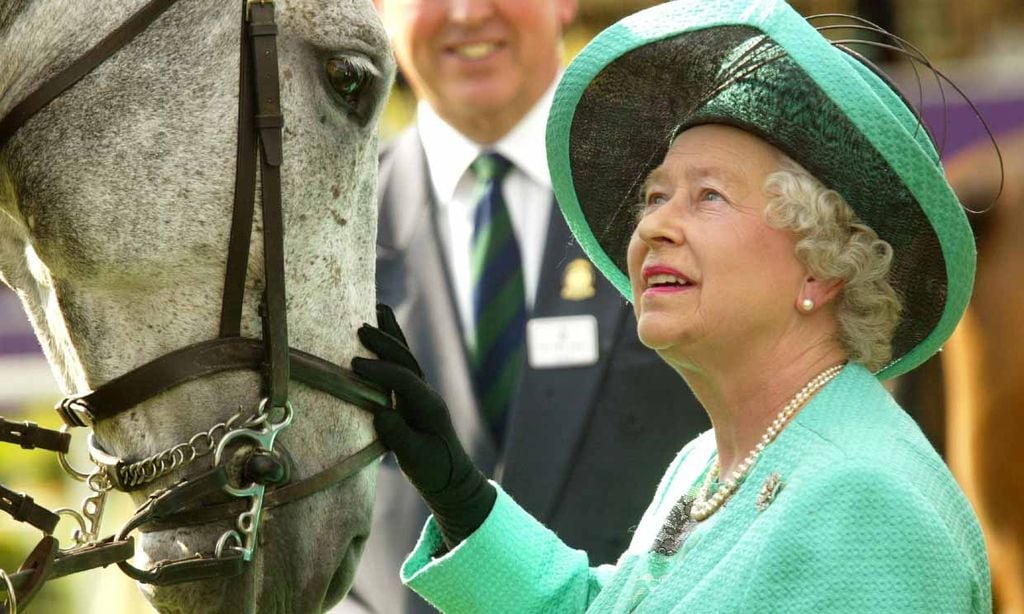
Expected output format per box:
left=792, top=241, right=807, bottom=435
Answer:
left=641, top=264, right=696, bottom=297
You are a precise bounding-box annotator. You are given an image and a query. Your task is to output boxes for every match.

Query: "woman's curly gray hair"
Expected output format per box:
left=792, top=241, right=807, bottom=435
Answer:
left=763, top=157, right=902, bottom=372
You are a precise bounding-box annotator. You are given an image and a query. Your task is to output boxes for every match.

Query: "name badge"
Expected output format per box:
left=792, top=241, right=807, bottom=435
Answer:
left=527, top=315, right=599, bottom=369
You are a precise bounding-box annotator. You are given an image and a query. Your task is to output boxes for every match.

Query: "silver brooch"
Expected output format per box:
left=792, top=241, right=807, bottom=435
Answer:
left=755, top=472, right=783, bottom=512
left=651, top=494, right=697, bottom=556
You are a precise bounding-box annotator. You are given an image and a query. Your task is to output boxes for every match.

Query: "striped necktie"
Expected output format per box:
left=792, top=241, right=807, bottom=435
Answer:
left=470, top=152, right=526, bottom=445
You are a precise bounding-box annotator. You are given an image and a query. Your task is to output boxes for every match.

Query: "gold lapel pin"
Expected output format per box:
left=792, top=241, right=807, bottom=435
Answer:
left=755, top=472, right=783, bottom=512
left=561, top=258, right=596, bottom=301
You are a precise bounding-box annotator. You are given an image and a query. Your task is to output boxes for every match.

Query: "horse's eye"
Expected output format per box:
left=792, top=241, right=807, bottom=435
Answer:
left=325, top=56, right=372, bottom=122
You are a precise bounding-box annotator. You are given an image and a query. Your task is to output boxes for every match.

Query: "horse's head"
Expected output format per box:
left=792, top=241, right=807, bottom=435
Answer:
left=0, top=1, right=394, bottom=611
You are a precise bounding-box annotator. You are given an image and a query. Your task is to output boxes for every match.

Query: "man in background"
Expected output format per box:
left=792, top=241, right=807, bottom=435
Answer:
left=338, top=1, right=708, bottom=611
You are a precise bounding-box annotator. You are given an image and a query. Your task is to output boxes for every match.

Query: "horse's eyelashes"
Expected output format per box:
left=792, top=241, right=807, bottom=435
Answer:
left=325, top=56, right=375, bottom=125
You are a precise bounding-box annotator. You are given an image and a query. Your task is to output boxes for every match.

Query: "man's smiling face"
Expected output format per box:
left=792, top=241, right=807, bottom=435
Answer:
left=377, top=0, right=577, bottom=142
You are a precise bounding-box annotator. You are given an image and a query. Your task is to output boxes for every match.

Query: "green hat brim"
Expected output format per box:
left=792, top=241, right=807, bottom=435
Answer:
left=546, top=0, right=975, bottom=380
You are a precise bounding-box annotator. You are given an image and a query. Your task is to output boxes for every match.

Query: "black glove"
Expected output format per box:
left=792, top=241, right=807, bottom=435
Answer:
left=352, top=304, right=496, bottom=549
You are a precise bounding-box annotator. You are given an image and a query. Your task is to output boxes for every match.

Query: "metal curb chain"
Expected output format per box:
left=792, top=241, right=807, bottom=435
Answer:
left=114, top=408, right=254, bottom=490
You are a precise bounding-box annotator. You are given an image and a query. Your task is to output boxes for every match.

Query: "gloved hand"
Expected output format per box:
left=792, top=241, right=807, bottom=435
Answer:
left=352, top=304, right=496, bottom=549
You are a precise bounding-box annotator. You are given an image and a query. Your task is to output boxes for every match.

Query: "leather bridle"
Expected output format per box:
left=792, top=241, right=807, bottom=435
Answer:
left=0, top=0, right=388, bottom=607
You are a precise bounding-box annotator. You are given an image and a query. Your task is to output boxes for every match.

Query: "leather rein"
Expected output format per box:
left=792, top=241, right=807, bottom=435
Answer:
left=0, top=1, right=388, bottom=608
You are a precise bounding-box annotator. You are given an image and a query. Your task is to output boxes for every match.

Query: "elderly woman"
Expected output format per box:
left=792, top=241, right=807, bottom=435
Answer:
left=352, top=1, right=991, bottom=611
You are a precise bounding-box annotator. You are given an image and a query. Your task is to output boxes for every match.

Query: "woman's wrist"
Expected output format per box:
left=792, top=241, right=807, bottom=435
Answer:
left=426, top=469, right=497, bottom=548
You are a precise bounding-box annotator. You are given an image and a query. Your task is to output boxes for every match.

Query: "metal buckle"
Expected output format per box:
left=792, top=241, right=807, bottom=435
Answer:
left=55, top=397, right=94, bottom=428
left=245, top=0, right=273, bottom=19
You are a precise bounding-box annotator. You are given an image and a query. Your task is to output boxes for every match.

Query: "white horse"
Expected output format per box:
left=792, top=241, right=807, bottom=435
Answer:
left=0, top=1, right=394, bottom=611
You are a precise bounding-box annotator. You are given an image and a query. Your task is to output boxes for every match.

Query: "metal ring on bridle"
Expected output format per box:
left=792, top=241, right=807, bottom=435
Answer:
left=57, top=425, right=93, bottom=482
left=53, top=508, right=89, bottom=552
left=255, top=398, right=292, bottom=425
left=86, top=470, right=111, bottom=493
left=213, top=399, right=294, bottom=470
left=215, top=530, right=243, bottom=559
left=0, top=568, right=17, bottom=614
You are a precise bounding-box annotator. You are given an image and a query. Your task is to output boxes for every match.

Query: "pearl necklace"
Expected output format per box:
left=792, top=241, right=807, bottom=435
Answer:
left=690, top=363, right=845, bottom=521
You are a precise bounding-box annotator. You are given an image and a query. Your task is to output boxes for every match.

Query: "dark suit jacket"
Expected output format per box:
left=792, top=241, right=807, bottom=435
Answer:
left=343, top=127, right=709, bottom=613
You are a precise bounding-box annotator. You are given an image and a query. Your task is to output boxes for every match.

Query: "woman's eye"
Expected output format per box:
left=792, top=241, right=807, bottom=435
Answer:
left=700, top=189, right=724, bottom=202
left=645, top=193, right=668, bottom=207
left=325, top=56, right=375, bottom=124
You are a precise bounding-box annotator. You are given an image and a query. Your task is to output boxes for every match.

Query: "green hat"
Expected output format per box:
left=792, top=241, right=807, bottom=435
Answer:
left=546, top=0, right=975, bottom=380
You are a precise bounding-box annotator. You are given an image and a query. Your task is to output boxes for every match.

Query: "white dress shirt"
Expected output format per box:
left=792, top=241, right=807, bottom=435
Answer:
left=417, top=82, right=556, bottom=344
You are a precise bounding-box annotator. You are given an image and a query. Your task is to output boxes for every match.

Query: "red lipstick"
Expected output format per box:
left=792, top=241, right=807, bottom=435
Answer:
left=641, top=265, right=695, bottom=296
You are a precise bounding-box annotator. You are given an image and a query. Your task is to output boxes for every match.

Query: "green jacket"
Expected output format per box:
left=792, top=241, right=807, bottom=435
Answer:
left=401, top=364, right=991, bottom=612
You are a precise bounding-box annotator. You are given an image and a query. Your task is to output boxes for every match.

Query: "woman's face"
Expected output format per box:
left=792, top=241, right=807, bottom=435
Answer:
left=627, top=124, right=807, bottom=368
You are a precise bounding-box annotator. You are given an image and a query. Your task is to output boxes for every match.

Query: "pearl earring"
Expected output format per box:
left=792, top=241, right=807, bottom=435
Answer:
left=800, top=298, right=815, bottom=312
